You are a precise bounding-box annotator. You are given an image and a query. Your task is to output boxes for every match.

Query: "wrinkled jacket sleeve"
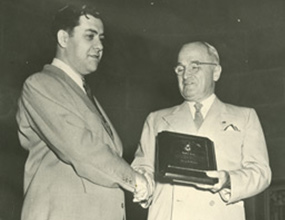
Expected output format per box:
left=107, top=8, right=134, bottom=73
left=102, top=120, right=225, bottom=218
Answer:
left=224, top=109, right=271, bottom=203
left=132, top=113, right=156, bottom=207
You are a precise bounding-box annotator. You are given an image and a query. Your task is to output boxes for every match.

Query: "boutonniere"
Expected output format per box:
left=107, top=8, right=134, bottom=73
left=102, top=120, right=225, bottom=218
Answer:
left=222, top=121, right=240, bottom=132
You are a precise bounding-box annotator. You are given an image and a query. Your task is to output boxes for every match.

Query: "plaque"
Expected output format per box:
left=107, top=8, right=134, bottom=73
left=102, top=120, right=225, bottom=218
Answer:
left=155, top=131, right=218, bottom=185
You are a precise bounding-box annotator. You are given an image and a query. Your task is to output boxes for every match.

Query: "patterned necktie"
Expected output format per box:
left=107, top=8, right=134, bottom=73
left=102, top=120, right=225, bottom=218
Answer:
left=83, top=79, right=114, bottom=140
left=194, top=102, right=203, bottom=129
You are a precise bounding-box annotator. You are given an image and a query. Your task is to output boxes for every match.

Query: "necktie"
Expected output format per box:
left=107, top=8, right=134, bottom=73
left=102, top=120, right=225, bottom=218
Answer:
left=194, top=102, right=203, bottom=129
left=83, top=79, right=114, bottom=140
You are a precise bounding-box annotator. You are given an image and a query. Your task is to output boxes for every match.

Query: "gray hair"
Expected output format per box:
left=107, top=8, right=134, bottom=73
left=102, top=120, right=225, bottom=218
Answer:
left=181, top=41, right=220, bottom=64
left=202, top=42, right=220, bottom=64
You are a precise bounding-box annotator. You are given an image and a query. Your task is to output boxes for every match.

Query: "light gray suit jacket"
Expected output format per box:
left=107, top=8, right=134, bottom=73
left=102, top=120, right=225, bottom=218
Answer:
left=132, top=97, right=271, bottom=220
left=17, top=65, right=136, bottom=220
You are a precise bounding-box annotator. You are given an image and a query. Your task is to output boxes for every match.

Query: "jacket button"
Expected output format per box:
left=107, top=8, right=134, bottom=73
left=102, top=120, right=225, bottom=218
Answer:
left=209, top=200, right=215, bottom=206
left=121, top=203, right=124, bottom=208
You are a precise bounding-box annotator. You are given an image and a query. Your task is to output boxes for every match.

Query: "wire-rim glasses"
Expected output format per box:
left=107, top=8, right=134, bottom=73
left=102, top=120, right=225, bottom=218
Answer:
left=174, top=61, right=218, bottom=75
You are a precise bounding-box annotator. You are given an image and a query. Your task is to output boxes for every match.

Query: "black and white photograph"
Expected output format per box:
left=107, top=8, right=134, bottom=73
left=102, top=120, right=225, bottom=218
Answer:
left=0, top=0, right=284, bottom=219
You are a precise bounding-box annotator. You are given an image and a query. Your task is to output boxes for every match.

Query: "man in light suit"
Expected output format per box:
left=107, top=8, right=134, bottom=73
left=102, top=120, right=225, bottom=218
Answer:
left=16, top=4, right=151, bottom=220
left=132, top=41, right=271, bottom=220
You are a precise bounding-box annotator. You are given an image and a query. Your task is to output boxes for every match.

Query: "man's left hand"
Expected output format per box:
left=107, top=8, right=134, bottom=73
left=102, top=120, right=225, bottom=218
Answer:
left=195, top=170, right=231, bottom=193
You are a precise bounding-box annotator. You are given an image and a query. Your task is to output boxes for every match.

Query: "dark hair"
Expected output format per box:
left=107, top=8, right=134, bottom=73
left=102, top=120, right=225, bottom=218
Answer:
left=51, top=4, right=101, bottom=40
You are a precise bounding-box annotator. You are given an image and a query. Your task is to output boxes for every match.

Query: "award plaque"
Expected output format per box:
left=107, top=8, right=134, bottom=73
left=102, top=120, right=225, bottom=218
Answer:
left=155, top=131, right=218, bottom=185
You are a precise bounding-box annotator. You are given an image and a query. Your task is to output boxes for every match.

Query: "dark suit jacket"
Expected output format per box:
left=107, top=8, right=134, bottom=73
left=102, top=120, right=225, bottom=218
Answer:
left=17, top=64, right=135, bottom=220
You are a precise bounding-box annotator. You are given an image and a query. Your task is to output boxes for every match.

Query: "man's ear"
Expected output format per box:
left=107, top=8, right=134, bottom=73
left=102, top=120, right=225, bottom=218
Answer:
left=57, top=30, right=69, bottom=48
left=213, top=65, right=222, bottom=82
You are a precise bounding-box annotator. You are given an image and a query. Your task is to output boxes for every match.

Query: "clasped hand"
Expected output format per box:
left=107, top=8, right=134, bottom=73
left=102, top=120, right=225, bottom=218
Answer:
left=133, top=169, right=154, bottom=206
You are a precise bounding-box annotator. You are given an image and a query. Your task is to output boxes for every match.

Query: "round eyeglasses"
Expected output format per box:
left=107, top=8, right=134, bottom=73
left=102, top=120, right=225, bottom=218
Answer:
left=174, top=61, right=218, bottom=75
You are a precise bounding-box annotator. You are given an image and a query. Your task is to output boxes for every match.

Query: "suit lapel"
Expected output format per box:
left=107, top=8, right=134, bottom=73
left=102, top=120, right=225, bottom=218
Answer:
left=91, top=97, right=123, bottom=148
left=163, top=101, right=198, bottom=134
left=44, top=65, right=119, bottom=145
left=45, top=65, right=97, bottom=113
left=199, top=97, right=227, bottom=136
left=162, top=98, right=228, bottom=136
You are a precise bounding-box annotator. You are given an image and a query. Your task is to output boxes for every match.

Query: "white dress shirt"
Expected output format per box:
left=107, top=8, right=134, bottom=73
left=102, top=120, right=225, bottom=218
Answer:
left=51, top=58, right=85, bottom=93
left=187, top=94, right=216, bottom=119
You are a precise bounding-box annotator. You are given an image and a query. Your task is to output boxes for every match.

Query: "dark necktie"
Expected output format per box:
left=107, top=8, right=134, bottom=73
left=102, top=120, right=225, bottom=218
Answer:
left=194, top=102, right=203, bottom=129
left=83, top=80, right=114, bottom=140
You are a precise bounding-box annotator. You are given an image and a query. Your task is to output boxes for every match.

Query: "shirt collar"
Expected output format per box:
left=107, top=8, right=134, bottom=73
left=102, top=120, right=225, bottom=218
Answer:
left=187, top=94, right=216, bottom=119
left=51, top=58, right=85, bottom=92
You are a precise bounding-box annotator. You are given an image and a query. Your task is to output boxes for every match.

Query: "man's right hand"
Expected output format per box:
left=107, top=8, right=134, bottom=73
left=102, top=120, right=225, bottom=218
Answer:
left=133, top=172, right=152, bottom=203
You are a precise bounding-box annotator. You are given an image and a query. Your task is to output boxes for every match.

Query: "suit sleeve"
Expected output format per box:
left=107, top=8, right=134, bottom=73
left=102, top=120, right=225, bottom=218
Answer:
left=131, top=113, right=156, bottom=207
left=226, top=109, right=271, bottom=203
left=17, top=75, right=136, bottom=192
left=132, top=113, right=156, bottom=174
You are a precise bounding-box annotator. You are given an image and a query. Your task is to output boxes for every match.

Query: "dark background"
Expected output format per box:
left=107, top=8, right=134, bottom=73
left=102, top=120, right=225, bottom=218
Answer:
left=1, top=0, right=285, bottom=219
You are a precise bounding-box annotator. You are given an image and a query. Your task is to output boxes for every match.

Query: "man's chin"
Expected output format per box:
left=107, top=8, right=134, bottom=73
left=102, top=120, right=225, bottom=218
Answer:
left=182, top=90, right=196, bottom=101
left=182, top=94, right=195, bottom=102
left=87, top=66, right=98, bottom=73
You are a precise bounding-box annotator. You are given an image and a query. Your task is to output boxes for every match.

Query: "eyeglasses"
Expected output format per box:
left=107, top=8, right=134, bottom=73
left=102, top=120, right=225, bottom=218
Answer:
left=174, top=61, right=218, bottom=76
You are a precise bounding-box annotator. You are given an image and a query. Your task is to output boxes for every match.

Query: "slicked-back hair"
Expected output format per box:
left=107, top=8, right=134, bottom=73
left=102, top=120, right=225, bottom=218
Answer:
left=51, top=4, right=101, bottom=41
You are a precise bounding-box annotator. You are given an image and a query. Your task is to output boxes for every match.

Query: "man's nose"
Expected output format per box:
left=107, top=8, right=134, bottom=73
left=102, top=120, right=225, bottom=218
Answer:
left=93, top=38, right=103, bottom=50
left=183, top=68, right=195, bottom=79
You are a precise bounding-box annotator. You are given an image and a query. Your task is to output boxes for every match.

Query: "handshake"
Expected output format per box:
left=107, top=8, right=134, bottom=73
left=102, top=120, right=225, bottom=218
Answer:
left=133, top=168, right=155, bottom=208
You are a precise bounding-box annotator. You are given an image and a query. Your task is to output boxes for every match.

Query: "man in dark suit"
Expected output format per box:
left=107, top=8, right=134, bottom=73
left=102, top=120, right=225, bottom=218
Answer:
left=132, top=41, right=271, bottom=220
left=16, top=4, right=151, bottom=220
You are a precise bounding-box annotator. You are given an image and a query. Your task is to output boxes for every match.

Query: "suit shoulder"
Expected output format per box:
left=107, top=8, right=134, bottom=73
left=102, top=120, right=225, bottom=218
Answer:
left=147, top=105, right=181, bottom=119
left=24, top=65, right=60, bottom=85
left=223, top=102, right=256, bottom=117
left=23, top=65, right=68, bottom=95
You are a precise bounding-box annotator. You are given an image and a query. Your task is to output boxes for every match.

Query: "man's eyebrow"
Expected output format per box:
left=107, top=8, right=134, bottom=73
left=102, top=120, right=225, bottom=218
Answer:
left=85, top=29, right=98, bottom=34
left=85, top=29, right=104, bottom=36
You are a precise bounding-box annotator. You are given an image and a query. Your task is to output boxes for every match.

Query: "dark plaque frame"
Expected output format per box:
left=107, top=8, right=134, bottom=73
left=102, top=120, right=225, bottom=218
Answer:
left=155, top=131, right=218, bottom=185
